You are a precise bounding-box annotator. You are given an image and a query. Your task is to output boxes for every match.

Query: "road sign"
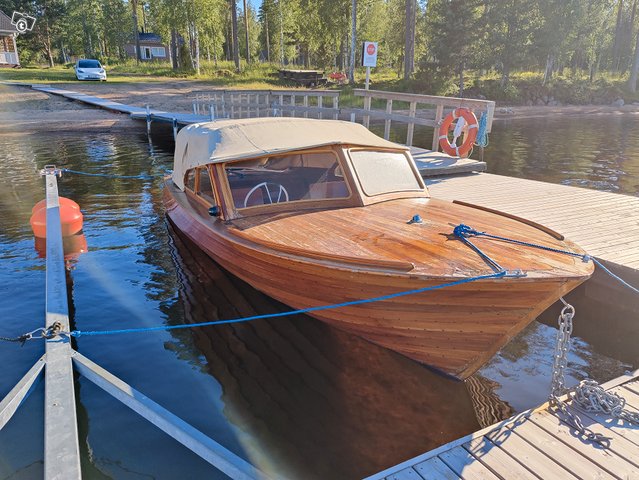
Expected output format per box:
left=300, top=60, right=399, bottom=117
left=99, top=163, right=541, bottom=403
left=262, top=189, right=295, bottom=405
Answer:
left=362, top=41, right=378, bottom=68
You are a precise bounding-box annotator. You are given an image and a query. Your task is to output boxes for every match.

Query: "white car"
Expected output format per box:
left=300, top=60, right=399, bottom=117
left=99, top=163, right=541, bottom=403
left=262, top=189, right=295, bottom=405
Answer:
left=75, top=59, right=107, bottom=81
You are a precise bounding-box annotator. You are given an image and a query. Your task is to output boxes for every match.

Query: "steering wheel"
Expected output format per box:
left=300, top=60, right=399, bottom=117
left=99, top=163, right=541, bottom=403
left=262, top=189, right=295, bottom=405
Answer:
left=243, top=182, right=289, bottom=208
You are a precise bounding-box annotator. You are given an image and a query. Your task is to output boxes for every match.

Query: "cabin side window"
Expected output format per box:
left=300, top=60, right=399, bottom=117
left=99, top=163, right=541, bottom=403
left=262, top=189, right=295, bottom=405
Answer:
left=196, top=167, right=216, bottom=204
left=348, top=150, right=424, bottom=196
left=185, top=169, right=196, bottom=191
left=226, top=151, right=350, bottom=209
left=184, top=167, right=216, bottom=205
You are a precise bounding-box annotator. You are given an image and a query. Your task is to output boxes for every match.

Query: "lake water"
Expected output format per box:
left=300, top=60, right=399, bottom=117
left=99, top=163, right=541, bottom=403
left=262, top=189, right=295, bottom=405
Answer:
left=0, top=112, right=636, bottom=479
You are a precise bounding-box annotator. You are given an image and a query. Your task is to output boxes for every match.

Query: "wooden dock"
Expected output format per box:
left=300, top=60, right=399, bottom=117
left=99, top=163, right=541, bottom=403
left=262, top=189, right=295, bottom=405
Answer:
left=30, top=85, right=208, bottom=125
left=22, top=84, right=487, bottom=176
left=365, top=369, right=639, bottom=480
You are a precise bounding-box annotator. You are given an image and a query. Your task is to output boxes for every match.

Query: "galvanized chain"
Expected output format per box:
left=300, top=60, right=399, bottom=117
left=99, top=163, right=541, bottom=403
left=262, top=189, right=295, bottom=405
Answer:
left=574, top=380, right=639, bottom=425
left=548, top=298, right=611, bottom=447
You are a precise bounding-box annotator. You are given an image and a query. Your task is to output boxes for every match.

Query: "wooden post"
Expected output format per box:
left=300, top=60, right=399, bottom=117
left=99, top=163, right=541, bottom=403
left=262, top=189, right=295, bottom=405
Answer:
left=432, top=104, right=444, bottom=151
left=303, top=95, right=308, bottom=118
left=406, top=101, right=417, bottom=146
left=333, top=96, right=339, bottom=120
left=318, top=96, right=323, bottom=120
left=146, top=104, right=151, bottom=134
left=363, top=94, right=372, bottom=128
left=12, top=33, right=19, bottom=65
left=384, top=99, right=393, bottom=140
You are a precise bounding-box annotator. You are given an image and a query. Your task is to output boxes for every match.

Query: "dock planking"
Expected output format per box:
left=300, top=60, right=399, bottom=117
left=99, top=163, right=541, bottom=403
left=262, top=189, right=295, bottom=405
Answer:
left=365, top=370, right=639, bottom=480
left=30, top=85, right=208, bottom=125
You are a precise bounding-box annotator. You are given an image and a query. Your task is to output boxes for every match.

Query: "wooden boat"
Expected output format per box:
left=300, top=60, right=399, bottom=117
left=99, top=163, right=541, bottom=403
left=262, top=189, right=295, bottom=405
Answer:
left=163, top=117, right=593, bottom=379
left=167, top=223, right=483, bottom=479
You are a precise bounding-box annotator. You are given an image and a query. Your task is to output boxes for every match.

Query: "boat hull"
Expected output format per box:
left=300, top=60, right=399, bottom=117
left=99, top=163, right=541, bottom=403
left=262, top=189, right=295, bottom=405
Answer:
left=164, top=186, right=590, bottom=379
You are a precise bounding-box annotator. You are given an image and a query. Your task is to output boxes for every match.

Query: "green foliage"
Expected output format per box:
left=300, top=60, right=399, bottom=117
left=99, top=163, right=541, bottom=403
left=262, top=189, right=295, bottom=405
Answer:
left=2, top=0, right=639, bottom=100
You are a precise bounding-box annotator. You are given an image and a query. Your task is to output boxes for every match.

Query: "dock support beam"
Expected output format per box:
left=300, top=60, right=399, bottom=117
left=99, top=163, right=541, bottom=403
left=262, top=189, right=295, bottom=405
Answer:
left=42, top=167, right=82, bottom=480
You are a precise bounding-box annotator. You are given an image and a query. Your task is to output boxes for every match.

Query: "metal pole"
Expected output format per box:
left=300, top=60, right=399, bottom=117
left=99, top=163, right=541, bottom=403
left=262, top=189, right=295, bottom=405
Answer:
left=42, top=166, right=82, bottom=480
left=0, top=356, right=45, bottom=431
left=146, top=104, right=151, bottom=134
left=365, top=66, right=370, bottom=90
left=73, top=352, right=268, bottom=480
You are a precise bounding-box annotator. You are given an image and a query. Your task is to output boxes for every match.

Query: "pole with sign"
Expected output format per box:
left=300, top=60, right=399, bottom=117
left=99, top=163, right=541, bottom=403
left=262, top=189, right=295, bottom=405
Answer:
left=362, top=41, right=378, bottom=90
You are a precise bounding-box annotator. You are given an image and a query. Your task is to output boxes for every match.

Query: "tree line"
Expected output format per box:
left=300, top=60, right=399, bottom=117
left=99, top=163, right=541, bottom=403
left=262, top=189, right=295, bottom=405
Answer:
left=2, top=0, right=639, bottom=92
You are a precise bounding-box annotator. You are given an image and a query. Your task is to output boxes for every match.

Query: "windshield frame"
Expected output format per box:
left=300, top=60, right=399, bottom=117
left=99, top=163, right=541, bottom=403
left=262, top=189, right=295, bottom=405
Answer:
left=346, top=147, right=427, bottom=202
left=221, top=146, right=358, bottom=219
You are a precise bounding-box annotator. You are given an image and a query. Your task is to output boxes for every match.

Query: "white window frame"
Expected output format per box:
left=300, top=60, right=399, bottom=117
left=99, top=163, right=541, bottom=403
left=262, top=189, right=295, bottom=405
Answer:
left=151, top=47, right=166, bottom=58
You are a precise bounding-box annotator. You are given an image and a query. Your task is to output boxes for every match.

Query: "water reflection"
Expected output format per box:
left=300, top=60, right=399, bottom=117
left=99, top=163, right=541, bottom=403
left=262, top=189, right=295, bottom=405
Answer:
left=0, top=113, right=636, bottom=479
left=484, top=114, right=639, bottom=196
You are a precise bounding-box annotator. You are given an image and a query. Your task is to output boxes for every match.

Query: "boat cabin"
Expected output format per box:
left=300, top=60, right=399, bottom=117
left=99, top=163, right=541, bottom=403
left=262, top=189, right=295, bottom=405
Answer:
left=172, top=117, right=428, bottom=221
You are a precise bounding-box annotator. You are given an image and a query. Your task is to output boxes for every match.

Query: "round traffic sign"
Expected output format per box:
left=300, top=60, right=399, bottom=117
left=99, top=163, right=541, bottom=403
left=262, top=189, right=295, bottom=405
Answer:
left=366, top=43, right=376, bottom=55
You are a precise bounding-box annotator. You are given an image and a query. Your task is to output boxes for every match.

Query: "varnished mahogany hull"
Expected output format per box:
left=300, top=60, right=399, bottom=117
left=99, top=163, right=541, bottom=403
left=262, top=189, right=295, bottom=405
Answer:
left=164, top=185, right=591, bottom=379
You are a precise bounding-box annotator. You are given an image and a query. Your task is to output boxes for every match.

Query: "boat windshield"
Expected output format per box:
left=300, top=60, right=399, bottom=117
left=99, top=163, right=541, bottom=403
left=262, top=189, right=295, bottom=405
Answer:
left=226, top=150, right=350, bottom=209
left=349, top=150, right=424, bottom=196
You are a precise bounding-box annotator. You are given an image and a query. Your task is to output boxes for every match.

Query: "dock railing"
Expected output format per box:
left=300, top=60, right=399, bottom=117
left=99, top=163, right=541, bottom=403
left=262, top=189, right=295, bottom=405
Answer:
left=351, top=89, right=496, bottom=148
left=193, top=89, right=340, bottom=120
left=192, top=88, right=494, bottom=149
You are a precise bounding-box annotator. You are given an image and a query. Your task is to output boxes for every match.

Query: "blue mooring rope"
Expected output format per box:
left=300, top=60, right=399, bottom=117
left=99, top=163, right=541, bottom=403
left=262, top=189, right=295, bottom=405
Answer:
left=66, top=223, right=639, bottom=338
left=6, top=223, right=635, bottom=342
left=70, top=271, right=506, bottom=337
left=453, top=224, right=639, bottom=295
left=61, top=168, right=158, bottom=180
left=474, top=112, right=489, bottom=148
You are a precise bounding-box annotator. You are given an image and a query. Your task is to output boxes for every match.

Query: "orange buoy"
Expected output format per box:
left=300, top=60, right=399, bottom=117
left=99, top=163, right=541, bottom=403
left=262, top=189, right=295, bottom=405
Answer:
left=30, top=197, right=84, bottom=238
left=438, top=108, right=479, bottom=157
left=31, top=197, right=80, bottom=214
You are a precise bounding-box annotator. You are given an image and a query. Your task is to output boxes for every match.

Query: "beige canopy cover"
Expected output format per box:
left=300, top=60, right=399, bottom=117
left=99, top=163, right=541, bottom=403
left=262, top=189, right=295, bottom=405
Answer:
left=171, top=117, right=407, bottom=190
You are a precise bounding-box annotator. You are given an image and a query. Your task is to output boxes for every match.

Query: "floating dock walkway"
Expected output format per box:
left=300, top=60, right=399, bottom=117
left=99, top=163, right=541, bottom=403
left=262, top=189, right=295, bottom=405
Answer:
left=366, top=369, right=639, bottom=480
left=20, top=84, right=487, bottom=177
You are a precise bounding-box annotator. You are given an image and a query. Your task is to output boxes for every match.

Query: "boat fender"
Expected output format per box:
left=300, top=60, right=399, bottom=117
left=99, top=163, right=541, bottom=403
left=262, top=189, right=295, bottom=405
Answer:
left=438, top=108, right=479, bottom=158
left=30, top=197, right=83, bottom=238
left=407, top=214, right=423, bottom=224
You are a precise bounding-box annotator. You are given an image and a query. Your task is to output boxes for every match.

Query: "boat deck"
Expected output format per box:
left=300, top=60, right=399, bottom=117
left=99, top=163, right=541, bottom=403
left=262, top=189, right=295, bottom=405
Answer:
left=427, top=173, right=639, bottom=273
left=365, top=369, right=639, bottom=480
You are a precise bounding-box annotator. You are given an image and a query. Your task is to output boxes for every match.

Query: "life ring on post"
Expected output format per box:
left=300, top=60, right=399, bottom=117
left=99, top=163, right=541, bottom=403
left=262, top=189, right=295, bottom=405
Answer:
left=438, top=108, right=479, bottom=157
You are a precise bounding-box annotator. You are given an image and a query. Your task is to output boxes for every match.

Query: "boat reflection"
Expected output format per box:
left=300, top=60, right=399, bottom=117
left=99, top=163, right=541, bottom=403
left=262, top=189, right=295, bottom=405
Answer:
left=167, top=223, right=485, bottom=479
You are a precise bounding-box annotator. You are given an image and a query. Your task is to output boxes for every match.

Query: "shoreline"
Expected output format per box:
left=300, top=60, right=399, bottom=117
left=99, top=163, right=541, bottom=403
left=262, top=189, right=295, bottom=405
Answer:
left=2, top=82, right=639, bottom=128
